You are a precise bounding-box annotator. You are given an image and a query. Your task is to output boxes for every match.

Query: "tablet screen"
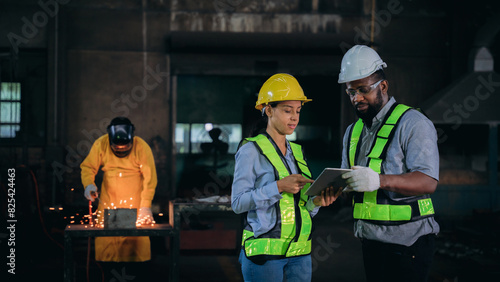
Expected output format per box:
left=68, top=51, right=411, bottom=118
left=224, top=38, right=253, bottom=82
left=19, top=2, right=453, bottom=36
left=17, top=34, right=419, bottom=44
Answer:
left=305, top=168, right=352, bottom=196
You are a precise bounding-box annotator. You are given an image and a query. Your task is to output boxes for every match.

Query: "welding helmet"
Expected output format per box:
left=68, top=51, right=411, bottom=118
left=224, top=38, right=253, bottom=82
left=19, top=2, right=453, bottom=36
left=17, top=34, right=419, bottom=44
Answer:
left=107, top=117, right=135, bottom=158
left=255, top=73, right=312, bottom=110
left=338, top=45, right=387, bottom=83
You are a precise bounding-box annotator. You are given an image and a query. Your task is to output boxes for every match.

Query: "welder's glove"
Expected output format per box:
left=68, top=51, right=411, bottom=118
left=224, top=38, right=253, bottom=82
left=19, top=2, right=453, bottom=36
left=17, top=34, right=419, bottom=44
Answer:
left=137, top=207, right=154, bottom=225
left=342, top=166, right=380, bottom=192
left=84, top=184, right=99, bottom=202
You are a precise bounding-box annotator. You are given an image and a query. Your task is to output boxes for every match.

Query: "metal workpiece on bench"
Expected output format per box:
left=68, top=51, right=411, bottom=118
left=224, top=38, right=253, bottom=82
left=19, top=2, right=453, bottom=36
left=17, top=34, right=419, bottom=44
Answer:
left=103, top=208, right=138, bottom=229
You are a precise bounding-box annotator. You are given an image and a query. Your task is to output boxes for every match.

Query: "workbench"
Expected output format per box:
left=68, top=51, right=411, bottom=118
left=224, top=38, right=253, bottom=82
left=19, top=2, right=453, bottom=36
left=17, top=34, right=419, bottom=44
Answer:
left=64, top=200, right=237, bottom=282
left=63, top=223, right=175, bottom=282
left=169, top=200, right=240, bottom=250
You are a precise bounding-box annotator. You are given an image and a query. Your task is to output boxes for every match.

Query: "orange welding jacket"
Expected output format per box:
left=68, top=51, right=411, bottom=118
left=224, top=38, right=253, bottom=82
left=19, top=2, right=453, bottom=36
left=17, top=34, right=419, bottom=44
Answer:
left=81, top=134, right=157, bottom=262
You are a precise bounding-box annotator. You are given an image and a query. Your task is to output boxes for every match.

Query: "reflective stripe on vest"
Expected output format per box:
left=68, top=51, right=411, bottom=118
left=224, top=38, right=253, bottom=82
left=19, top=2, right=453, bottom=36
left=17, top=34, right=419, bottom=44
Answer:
left=240, top=134, right=313, bottom=258
left=349, top=104, right=435, bottom=223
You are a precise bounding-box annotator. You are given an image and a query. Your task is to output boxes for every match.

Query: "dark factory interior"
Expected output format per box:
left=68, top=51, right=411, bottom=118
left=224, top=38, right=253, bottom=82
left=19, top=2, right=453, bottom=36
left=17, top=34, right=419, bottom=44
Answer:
left=1, top=0, right=500, bottom=281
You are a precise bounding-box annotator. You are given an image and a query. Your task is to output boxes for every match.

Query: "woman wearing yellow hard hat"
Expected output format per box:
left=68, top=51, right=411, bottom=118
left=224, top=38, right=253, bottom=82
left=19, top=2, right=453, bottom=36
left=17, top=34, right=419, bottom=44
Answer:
left=231, top=73, right=341, bottom=281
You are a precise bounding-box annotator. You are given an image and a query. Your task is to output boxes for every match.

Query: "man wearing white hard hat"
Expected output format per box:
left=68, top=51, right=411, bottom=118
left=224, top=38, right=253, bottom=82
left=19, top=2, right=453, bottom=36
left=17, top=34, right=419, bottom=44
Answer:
left=338, top=45, right=440, bottom=282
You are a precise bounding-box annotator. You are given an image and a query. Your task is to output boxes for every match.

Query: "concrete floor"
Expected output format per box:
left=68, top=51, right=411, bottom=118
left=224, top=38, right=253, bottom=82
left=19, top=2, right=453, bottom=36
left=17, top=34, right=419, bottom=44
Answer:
left=142, top=205, right=364, bottom=282
left=150, top=204, right=500, bottom=282
left=169, top=206, right=365, bottom=282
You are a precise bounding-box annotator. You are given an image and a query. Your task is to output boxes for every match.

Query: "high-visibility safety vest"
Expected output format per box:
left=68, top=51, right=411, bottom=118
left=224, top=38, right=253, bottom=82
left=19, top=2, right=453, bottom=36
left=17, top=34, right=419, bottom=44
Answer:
left=239, top=134, right=313, bottom=260
left=348, top=103, right=435, bottom=225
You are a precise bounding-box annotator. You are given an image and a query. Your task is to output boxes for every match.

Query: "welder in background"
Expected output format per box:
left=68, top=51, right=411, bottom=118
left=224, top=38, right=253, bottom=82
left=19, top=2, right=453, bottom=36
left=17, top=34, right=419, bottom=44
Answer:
left=81, top=116, right=157, bottom=279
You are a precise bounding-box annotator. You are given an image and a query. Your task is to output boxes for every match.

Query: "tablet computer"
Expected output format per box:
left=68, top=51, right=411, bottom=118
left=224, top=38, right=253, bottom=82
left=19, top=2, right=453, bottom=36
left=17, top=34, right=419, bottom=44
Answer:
left=305, top=168, right=352, bottom=196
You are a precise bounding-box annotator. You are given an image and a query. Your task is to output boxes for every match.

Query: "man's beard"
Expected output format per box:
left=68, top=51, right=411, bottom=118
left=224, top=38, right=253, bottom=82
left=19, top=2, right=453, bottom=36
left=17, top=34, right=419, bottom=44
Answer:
left=354, top=88, right=384, bottom=125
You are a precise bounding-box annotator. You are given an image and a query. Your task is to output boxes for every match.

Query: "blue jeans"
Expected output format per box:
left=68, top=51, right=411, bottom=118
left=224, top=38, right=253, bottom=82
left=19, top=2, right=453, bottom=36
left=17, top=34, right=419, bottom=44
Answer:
left=239, top=250, right=312, bottom=282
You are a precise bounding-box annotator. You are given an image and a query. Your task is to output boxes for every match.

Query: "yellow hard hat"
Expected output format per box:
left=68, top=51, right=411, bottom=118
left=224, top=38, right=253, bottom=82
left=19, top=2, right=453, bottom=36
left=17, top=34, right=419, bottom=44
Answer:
left=255, top=73, right=312, bottom=110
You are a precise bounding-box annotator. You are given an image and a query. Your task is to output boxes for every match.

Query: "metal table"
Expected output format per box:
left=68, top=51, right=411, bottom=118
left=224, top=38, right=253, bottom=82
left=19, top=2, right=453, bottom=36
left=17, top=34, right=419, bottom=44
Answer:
left=168, top=200, right=241, bottom=266
left=64, top=223, right=175, bottom=282
left=64, top=201, right=237, bottom=282
left=169, top=200, right=234, bottom=231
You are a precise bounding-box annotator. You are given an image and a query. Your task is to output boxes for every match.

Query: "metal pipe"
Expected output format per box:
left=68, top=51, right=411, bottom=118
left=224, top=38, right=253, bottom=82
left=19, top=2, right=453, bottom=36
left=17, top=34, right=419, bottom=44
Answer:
left=142, top=0, right=148, bottom=78
left=53, top=10, right=58, bottom=142
left=488, top=123, right=498, bottom=209
left=370, top=0, right=376, bottom=46
left=51, top=11, right=59, bottom=206
left=171, top=74, right=177, bottom=199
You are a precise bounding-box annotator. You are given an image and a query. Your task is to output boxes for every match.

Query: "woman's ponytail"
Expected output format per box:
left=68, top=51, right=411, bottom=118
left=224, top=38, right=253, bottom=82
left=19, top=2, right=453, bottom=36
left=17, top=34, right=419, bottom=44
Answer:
left=248, top=103, right=277, bottom=137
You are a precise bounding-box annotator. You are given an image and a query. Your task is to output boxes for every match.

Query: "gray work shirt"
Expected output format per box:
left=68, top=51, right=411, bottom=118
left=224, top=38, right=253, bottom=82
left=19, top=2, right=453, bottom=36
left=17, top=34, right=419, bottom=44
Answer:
left=341, top=97, right=440, bottom=246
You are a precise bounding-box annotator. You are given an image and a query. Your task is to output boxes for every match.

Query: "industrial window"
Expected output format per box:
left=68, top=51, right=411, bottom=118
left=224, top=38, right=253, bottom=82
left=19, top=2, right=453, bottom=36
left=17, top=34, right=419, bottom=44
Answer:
left=175, top=123, right=242, bottom=154
left=0, top=82, right=21, bottom=138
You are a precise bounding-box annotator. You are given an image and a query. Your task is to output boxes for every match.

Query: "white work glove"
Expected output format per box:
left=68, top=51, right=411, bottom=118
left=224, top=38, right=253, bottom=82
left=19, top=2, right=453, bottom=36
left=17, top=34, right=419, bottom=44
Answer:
left=84, top=184, right=98, bottom=202
left=342, top=166, right=380, bottom=192
left=136, top=207, right=154, bottom=225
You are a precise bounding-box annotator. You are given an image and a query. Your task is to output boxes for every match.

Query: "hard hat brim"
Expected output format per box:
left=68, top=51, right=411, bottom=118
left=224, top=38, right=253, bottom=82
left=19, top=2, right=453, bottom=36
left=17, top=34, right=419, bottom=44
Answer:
left=255, top=99, right=312, bottom=110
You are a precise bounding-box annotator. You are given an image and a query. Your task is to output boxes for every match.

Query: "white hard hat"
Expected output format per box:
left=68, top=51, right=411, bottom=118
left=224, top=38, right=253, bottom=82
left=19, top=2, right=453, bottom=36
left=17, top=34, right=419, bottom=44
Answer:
left=338, top=45, right=387, bottom=83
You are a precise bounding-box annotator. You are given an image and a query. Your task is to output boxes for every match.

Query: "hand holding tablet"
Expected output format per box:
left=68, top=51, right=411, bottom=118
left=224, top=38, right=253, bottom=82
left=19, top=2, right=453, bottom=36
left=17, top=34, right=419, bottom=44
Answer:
left=305, top=168, right=352, bottom=196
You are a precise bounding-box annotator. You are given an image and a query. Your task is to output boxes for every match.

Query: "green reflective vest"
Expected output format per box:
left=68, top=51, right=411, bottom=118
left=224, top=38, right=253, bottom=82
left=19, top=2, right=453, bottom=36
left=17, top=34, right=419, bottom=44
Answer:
left=348, top=103, right=435, bottom=225
left=239, top=134, right=313, bottom=260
